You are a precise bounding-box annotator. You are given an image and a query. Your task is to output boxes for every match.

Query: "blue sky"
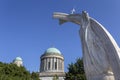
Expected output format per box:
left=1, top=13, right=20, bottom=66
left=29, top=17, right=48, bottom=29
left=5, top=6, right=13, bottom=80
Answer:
left=0, top=0, right=120, bottom=72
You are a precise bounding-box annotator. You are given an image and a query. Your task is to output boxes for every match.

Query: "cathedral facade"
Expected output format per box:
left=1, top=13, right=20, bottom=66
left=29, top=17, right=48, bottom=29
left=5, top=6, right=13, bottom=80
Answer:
left=39, top=47, right=65, bottom=80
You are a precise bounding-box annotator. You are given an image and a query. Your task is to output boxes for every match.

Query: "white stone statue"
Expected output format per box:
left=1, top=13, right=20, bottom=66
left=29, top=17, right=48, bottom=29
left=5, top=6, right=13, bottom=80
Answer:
left=53, top=11, right=120, bottom=80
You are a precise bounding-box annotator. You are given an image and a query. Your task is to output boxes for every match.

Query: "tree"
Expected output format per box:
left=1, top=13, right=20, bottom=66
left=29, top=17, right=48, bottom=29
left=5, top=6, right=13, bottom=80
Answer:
left=31, top=72, right=40, bottom=80
left=65, top=58, right=86, bottom=80
left=0, top=62, right=39, bottom=80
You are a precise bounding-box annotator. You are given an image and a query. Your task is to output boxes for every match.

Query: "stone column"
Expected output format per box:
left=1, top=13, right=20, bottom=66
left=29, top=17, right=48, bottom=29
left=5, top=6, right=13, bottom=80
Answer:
left=44, top=58, right=46, bottom=71
left=58, top=59, right=60, bottom=71
left=59, top=59, right=61, bottom=70
left=40, top=59, right=41, bottom=72
left=54, top=57, right=56, bottom=70
left=40, top=59, right=43, bottom=72
left=60, top=59, right=62, bottom=71
left=46, top=58, right=48, bottom=70
left=62, top=60, right=64, bottom=72
left=50, top=57, right=52, bottom=70
left=61, top=59, right=62, bottom=71
left=52, top=57, right=54, bottom=70
left=47, top=58, right=50, bottom=70
left=45, top=58, right=47, bottom=71
left=57, top=58, right=58, bottom=71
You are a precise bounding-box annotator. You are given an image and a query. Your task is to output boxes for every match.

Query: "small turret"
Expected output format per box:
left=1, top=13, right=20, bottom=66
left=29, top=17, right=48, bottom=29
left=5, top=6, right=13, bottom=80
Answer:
left=13, top=57, right=23, bottom=67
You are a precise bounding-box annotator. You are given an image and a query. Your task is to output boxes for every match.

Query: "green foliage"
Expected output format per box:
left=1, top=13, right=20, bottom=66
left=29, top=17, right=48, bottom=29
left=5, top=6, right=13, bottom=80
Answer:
left=52, top=74, right=58, bottom=80
left=65, top=58, right=86, bottom=80
left=31, top=72, right=40, bottom=80
left=0, top=62, right=40, bottom=80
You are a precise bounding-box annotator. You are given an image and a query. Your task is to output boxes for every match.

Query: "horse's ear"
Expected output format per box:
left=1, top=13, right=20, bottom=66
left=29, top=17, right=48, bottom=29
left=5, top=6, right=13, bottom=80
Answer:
left=82, top=11, right=89, bottom=22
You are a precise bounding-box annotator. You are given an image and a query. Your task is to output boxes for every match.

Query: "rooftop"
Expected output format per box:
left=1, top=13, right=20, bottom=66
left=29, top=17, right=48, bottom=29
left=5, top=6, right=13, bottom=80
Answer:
left=44, top=47, right=61, bottom=55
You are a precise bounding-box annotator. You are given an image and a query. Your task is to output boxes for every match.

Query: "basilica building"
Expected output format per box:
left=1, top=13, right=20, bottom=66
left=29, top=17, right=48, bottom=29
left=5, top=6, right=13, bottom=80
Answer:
left=39, top=47, right=65, bottom=80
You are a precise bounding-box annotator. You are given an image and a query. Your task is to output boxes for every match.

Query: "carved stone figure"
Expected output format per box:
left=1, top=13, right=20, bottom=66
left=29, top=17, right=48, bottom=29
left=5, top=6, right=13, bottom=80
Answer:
left=53, top=11, right=120, bottom=80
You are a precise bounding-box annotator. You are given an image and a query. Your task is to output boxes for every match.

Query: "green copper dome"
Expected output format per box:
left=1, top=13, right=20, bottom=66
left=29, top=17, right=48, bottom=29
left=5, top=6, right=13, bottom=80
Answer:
left=15, top=57, right=22, bottom=61
left=44, top=47, right=61, bottom=54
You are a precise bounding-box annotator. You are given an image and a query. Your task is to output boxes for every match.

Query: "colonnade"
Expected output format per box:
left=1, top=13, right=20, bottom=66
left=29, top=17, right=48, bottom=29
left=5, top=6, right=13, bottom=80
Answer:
left=40, top=57, right=64, bottom=72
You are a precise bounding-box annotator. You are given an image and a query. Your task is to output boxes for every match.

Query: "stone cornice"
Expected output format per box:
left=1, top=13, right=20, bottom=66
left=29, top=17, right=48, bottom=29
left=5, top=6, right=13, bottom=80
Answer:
left=39, top=72, right=65, bottom=77
left=41, top=53, right=64, bottom=60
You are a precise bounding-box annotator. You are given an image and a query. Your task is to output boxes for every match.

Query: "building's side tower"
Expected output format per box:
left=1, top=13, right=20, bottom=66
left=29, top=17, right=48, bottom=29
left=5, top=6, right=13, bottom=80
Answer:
left=13, top=57, right=23, bottom=67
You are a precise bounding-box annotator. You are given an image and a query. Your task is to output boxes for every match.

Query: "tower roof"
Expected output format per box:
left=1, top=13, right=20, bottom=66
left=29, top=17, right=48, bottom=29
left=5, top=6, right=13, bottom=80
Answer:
left=15, top=57, right=22, bottom=61
left=44, top=47, right=61, bottom=54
